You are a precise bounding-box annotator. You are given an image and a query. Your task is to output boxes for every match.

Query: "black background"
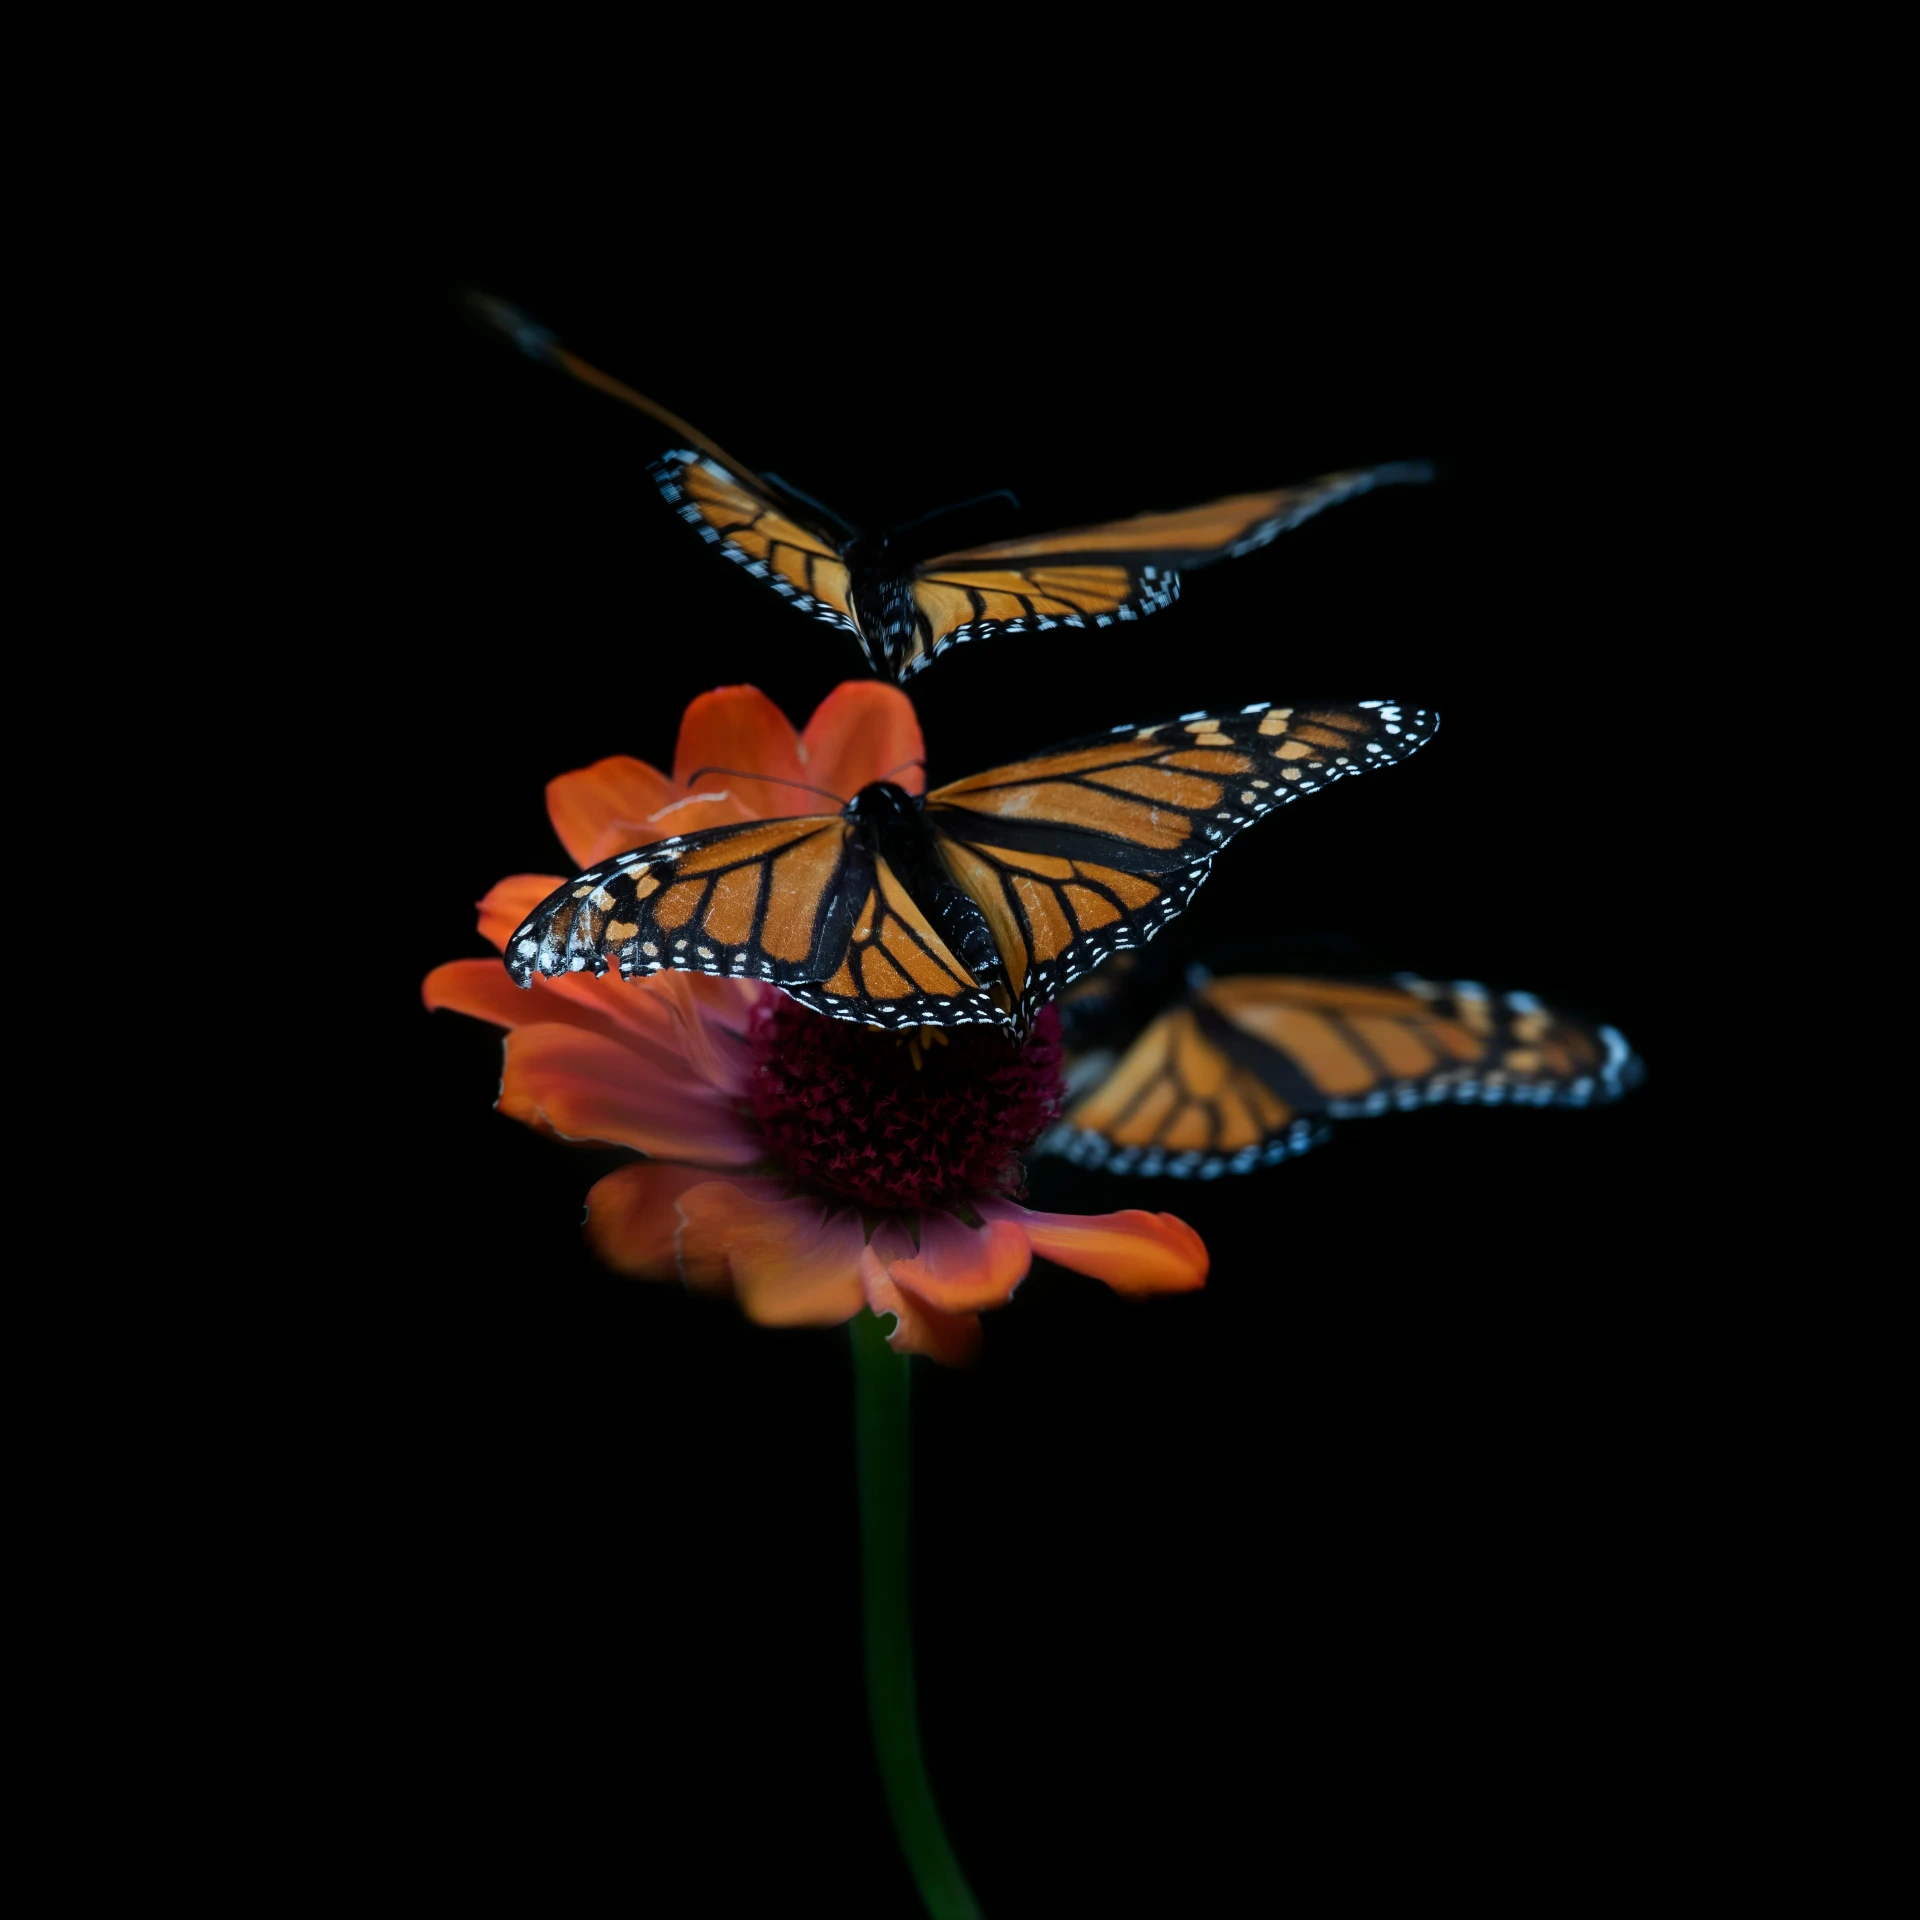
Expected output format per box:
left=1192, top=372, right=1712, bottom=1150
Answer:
left=339, top=202, right=1696, bottom=1911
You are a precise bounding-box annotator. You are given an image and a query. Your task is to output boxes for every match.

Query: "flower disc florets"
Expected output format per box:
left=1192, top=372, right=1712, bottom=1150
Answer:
left=748, top=998, right=1065, bottom=1211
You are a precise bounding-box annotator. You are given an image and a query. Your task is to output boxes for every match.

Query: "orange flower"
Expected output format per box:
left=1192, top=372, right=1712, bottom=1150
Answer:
left=424, top=682, right=1209, bottom=1363
left=543, top=678, right=930, bottom=867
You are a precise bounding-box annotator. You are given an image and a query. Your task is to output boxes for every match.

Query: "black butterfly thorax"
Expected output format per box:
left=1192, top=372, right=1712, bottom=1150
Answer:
left=844, top=781, right=1003, bottom=991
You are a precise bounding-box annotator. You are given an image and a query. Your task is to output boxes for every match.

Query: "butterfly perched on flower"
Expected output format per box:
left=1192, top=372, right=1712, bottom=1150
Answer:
left=1045, top=972, right=1641, bottom=1179
left=473, top=296, right=1433, bottom=682
left=503, top=701, right=1436, bottom=1034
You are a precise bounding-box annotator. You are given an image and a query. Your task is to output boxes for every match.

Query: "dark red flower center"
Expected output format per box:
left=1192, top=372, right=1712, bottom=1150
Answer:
left=747, top=996, right=1065, bottom=1212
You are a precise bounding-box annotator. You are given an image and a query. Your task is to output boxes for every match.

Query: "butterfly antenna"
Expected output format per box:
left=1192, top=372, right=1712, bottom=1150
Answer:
left=461, top=290, right=760, bottom=478
left=890, top=488, right=1022, bottom=536
left=876, top=757, right=927, bottom=786
left=684, top=765, right=848, bottom=805
left=759, top=472, right=860, bottom=539
left=464, top=292, right=560, bottom=361
left=1369, top=459, right=1438, bottom=488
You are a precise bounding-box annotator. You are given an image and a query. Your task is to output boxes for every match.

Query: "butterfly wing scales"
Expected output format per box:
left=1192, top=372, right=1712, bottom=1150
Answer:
left=469, top=302, right=869, bottom=652
left=479, top=299, right=1430, bottom=684
left=933, top=465, right=1433, bottom=570
left=1048, top=975, right=1638, bottom=1176
left=926, top=700, right=1436, bottom=1025
left=890, top=464, right=1431, bottom=676
left=503, top=815, right=998, bottom=1030
left=892, top=565, right=1179, bottom=678
left=651, top=453, right=861, bottom=637
left=504, top=700, right=1434, bottom=1036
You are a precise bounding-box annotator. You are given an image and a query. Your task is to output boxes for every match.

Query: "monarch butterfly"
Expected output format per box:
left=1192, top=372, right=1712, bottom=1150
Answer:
left=474, top=296, right=1433, bottom=682
left=1045, top=973, right=1640, bottom=1178
left=502, top=700, right=1436, bottom=1034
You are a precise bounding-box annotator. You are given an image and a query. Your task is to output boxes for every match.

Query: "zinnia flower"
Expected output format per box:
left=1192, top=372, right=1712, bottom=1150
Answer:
left=424, top=681, right=1209, bottom=1363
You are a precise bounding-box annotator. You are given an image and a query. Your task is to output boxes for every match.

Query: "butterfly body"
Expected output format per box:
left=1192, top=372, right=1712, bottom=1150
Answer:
left=500, top=700, right=1437, bottom=1033
left=845, top=561, right=924, bottom=675
left=844, top=780, right=1006, bottom=997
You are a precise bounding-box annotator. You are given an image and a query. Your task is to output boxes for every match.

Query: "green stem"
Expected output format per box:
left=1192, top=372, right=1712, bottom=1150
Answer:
left=851, top=1311, right=984, bottom=1920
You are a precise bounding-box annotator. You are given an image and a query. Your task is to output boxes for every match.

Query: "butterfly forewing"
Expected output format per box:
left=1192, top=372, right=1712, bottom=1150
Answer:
left=893, top=464, right=1432, bottom=678
left=650, top=453, right=863, bottom=644
left=1047, top=974, right=1639, bottom=1177
left=508, top=815, right=844, bottom=985
left=924, top=699, right=1436, bottom=1025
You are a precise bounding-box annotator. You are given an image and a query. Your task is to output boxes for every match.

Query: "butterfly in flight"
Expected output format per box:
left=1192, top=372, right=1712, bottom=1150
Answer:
left=1045, top=972, right=1640, bottom=1178
left=502, top=701, right=1436, bottom=1034
left=473, top=296, right=1434, bottom=682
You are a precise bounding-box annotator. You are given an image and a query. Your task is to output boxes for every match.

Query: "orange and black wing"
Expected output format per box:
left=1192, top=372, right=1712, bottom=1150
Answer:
left=1048, top=975, right=1640, bottom=1177
left=925, top=699, right=1436, bottom=1026
left=471, top=297, right=864, bottom=649
left=891, top=464, right=1432, bottom=678
left=503, top=815, right=995, bottom=1031
left=649, top=452, right=862, bottom=643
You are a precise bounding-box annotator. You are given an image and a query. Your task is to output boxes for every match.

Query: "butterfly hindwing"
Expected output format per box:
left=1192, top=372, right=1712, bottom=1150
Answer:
left=1047, top=975, right=1640, bottom=1177
left=890, top=565, right=1180, bottom=678
left=925, top=699, right=1437, bottom=1024
left=788, top=852, right=998, bottom=1028
left=1046, top=1001, right=1334, bottom=1178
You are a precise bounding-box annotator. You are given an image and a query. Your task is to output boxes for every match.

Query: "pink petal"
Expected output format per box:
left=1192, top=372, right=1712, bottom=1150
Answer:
left=423, top=958, right=627, bottom=1041
left=671, top=685, right=823, bottom=822
left=861, top=1223, right=985, bottom=1365
left=497, top=1024, right=759, bottom=1165
left=640, top=972, right=765, bottom=1095
left=886, top=1210, right=1032, bottom=1312
left=456, top=879, right=762, bottom=1087
left=797, top=682, right=928, bottom=800
left=979, top=1201, right=1210, bottom=1297
left=544, top=756, right=691, bottom=869
left=673, top=1180, right=867, bottom=1325
left=478, top=874, right=567, bottom=951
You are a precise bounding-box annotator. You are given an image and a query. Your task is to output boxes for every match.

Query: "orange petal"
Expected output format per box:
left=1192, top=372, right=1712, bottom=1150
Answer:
left=798, top=682, right=928, bottom=800
left=423, top=958, right=626, bottom=1040
left=584, top=1162, right=722, bottom=1279
left=544, top=756, right=689, bottom=870
left=673, top=1180, right=867, bottom=1324
left=979, top=1201, right=1210, bottom=1297
left=671, top=685, right=823, bottom=822
left=886, top=1210, right=1031, bottom=1312
left=478, top=874, right=567, bottom=951
left=861, top=1224, right=984, bottom=1365
left=498, top=1023, right=759, bottom=1164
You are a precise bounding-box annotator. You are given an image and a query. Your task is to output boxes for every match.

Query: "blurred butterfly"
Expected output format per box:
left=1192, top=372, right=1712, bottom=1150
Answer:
left=473, top=296, right=1433, bottom=682
left=502, top=700, right=1435, bottom=1034
left=1045, top=972, right=1641, bottom=1178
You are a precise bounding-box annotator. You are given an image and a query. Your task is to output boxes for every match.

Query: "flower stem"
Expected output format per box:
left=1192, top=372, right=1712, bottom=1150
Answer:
left=850, top=1311, right=984, bottom=1920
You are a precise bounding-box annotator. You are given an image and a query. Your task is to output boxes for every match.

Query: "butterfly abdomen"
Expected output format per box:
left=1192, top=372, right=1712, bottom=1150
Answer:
left=848, top=568, right=923, bottom=678
left=848, top=783, right=1007, bottom=1004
